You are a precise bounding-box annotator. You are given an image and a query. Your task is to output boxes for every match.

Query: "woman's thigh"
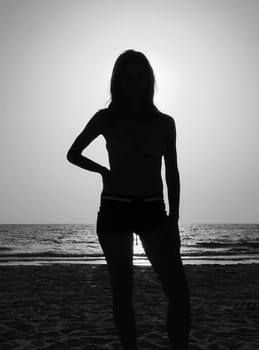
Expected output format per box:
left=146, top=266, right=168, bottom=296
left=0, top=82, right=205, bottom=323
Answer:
left=97, top=233, right=134, bottom=299
left=138, top=220, right=186, bottom=298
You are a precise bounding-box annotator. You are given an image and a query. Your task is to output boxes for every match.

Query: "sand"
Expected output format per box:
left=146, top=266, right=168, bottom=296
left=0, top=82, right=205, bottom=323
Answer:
left=0, top=263, right=258, bottom=350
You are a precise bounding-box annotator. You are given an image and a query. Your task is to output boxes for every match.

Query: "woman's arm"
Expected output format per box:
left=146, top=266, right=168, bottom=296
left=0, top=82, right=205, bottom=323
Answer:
left=67, top=110, right=109, bottom=176
left=163, top=116, right=180, bottom=221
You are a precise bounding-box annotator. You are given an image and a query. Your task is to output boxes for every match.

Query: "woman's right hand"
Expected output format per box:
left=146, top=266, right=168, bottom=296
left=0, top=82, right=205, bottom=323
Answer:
left=165, top=215, right=181, bottom=249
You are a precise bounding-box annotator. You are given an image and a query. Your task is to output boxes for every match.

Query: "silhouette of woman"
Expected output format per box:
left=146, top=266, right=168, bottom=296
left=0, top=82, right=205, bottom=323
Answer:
left=67, top=49, right=191, bottom=350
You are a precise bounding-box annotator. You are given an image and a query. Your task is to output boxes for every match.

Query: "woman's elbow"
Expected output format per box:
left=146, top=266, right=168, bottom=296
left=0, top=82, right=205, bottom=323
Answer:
left=66, top=149, right=78, bottom=164
left=66, top=152, right=73, bottom=163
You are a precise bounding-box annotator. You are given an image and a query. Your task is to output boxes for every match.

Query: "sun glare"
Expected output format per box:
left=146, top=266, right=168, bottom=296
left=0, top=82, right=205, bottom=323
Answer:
left=148, top=51, right=182, bottom=110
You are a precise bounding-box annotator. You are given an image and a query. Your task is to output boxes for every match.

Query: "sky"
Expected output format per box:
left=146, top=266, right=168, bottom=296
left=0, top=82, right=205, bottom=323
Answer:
left=0, top=0, right=258, bottom=224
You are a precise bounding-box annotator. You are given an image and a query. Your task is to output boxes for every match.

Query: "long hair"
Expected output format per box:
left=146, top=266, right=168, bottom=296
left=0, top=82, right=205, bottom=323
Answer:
left=104, top=49, right=160, bottom=126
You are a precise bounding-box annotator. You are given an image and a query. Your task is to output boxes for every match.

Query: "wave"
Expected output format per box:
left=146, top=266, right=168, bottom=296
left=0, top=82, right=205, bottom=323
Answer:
left=0, top=250, right=259, bottom=258
left=194, top=242, right=259, bottom=249
left=0, top=252, right=105, bottom=258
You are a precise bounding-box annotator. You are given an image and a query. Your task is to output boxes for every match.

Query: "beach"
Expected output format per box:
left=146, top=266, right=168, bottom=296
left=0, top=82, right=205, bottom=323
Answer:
left=0, top=264, right=258, bottom=350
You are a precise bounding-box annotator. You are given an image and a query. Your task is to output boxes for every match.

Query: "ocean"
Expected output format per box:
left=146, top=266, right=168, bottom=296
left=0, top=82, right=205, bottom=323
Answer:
left=0, top=224, right=258, bottom=266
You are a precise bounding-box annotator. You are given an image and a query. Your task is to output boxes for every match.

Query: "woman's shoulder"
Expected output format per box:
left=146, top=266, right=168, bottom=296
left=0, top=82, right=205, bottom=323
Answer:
left=92, top=108, right=119, bottom=135
left=156, top=110, right=175, bottom=121
left=93, top=108, right=108, bottom=118
left=95, top=107, right=115, bottom=121
left=90, top=108, right=110, bottom=125
left=154, top=111, right=175, bottom=131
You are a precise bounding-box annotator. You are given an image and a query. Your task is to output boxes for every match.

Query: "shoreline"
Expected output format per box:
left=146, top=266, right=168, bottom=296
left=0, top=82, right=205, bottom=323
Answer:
left=1, top=263, right=258, bottom=349
left=0, top=256, right=259, bottom=267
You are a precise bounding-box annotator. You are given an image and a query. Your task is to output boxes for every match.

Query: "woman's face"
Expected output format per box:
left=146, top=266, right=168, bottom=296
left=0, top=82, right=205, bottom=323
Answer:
left=120, top=62, right=148, bottom=101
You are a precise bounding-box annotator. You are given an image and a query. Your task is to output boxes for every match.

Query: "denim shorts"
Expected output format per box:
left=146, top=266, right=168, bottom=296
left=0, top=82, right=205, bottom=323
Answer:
left=96, top=193, right=168, bottom=236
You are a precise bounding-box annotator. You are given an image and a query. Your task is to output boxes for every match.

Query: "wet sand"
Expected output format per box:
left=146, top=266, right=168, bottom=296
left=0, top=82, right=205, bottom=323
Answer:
left=0, top=264, right=258, bottom=349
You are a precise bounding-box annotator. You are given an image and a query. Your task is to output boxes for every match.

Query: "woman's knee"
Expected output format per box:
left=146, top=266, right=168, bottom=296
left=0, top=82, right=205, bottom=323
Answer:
left=140, top=231, right=182, bottom=274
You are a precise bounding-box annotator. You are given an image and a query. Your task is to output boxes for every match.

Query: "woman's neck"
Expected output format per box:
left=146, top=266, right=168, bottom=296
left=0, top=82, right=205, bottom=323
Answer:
left=125, top=102, right=145, bottom=116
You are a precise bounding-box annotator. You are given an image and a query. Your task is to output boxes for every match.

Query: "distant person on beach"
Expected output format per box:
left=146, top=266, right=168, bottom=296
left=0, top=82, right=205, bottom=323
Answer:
left=67, top=49, right=191, bottom=350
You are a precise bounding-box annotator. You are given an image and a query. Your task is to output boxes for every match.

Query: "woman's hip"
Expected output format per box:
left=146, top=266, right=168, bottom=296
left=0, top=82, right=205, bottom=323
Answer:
left=96, top=193, right=167, bottom=235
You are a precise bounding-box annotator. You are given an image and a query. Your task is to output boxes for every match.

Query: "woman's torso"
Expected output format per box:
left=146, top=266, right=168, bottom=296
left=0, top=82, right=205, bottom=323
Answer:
left=101, top=110, right=167, bottom=196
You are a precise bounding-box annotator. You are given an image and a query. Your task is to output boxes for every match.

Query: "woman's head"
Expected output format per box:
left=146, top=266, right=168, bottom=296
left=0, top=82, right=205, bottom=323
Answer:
left=107, top=49, right=157, bottom=112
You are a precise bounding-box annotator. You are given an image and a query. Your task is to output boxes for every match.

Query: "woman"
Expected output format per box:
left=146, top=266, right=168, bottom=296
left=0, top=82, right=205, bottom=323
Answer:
left=67, top=49, right=191, bottom=350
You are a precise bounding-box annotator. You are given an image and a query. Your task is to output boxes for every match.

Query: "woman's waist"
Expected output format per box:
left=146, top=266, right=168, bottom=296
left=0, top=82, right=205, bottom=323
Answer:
left=107, top=167, right=162, bottom=183
left=100, top=191, right=164, bottom=203
left=102, top=177, right=163, bottom=198
left=102, top=167, right=163, bottom=193
left=108, top=155, right=162, bottom=173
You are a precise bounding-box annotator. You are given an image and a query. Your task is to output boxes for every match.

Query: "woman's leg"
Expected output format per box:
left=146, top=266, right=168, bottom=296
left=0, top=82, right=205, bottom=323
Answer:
left=97, top=232, right=138, bottom=350
left=139, top=223, right=191, bottom=350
